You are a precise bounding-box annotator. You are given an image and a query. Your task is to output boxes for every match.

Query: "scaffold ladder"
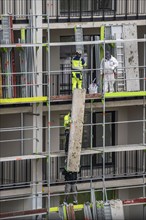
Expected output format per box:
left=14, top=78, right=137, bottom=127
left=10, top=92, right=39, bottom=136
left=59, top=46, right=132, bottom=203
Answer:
left=1, top=15, right=12, bottom=98
left=19, top=28, right=28, bottom=97
left=10, top=15, right=17, bottom=98
left=110, top=25, right=126, bottom=92
left=104, top=25, right=126, bottom=92
left=26, top=11, right=35, bottom=97
left=74, top=25, right=84, bottom=54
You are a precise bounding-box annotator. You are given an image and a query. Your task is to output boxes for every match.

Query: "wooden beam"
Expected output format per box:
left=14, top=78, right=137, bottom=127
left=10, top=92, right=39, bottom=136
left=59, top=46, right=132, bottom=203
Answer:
left=67, top=89, right=86, bottom=172
left=0, top=209, right=47, bottom=219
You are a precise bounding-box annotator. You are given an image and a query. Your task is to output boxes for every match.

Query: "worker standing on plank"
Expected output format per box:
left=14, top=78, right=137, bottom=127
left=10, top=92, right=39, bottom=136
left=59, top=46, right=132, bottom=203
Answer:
left=64, top=112, right=71, bottom=154
left=100, top=50, right=118, bottom=93
left=62, top=165, right=78, bottom=205
left=71, top=50, right=87, bottom=91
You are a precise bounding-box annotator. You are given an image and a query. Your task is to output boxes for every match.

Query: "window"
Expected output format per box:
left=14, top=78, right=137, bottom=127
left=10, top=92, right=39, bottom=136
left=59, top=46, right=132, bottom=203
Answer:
left=60, top=0, right=91, bottom=15
left=98, top=0, right=114, bottom=10
left=92, top=111, right=115, bottom=166
left=80, top=111, right=115, bottom=172
left=93, top=0, right=115, bottom=11
left=60, top=0, right=80, bottom=13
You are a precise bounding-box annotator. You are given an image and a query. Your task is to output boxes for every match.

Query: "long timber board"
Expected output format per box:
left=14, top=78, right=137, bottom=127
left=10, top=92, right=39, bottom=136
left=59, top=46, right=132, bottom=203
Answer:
left=67, top=88, right=86, bottom=172
left=0, top=154, right=46, bottom=162
left=123, top=24, right=140, bottom=91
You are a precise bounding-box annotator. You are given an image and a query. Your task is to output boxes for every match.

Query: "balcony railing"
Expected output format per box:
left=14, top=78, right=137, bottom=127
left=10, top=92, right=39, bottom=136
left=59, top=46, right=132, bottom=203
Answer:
left=0, top=66, right=145, bottom=99
left=0, top=0, right=145, bottom=23
left=0, top=150, right=145, bottom=189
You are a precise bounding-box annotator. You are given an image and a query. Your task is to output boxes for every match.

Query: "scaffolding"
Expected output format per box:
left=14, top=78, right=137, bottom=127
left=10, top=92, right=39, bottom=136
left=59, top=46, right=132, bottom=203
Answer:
left=0, top=1, right=146, bottom=219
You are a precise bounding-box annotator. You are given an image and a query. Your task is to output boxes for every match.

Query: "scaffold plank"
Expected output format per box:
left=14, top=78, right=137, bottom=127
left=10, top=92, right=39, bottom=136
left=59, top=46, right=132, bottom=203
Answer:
left=0, top=209, right=47, bottom=219
left=0, top=96, right=47, bottom=104
left=50, top=144, right=146, bottom=158
left=50, top=91, right=146, bottom=103
left=0, top=154, right=46, bottom=162
left=105, top=91, right=146, bottom=98
left=0, top=92, right=145, bottom=105
left=103, top=144, right=146, bottom=152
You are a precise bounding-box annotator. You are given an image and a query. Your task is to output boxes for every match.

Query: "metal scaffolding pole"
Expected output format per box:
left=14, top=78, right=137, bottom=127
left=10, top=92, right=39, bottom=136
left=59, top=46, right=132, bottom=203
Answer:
left=47, top=1, right=51, bottom=216
left=142, top=34, right=146, bottom=219
left=102, top=41, right=107, bottom=202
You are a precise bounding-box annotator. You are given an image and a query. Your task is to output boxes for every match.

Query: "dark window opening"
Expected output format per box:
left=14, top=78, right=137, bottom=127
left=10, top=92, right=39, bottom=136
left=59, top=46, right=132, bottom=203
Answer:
left=92, top=111, right=115, bottom=167
left=99, top=0, right=113, bottom=10
left=80, top=111, right=115, bottom=171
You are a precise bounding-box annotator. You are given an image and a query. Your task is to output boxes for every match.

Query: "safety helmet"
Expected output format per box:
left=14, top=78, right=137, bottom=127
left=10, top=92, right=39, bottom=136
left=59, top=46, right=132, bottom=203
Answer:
left=76, top=50, right=82, bottom=55
left=105, top=51, right=111, bottom=60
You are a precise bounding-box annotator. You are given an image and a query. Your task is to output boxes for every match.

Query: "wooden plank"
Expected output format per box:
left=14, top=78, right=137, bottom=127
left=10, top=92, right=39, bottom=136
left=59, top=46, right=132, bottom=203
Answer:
left=67, top=88, right=86, bottom=172
left=0, top=209, right=47, bottom=219
left=123, top=24, right=140, bottom=91
left=123, top=197, right=146, bottom=205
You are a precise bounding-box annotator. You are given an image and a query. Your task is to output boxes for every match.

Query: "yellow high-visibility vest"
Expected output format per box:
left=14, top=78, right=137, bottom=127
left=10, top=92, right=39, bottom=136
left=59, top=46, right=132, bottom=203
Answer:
left=72, top=58, right=83, bottom=71
left=64, top=113, right=71, bottom=129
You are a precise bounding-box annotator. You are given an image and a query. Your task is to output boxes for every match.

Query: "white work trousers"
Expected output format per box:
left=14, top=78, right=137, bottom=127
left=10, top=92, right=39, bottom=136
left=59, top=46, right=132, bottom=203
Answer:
left=104, top=72, right=115, bottom=92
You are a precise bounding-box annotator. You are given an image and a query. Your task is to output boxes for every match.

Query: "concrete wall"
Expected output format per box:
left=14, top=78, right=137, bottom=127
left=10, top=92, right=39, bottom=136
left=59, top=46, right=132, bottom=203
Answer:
left=127, top=106, right=143, bottom=144
left=0, top=198, right=32, bottom=213
left=50, top=111, right=60, bottom=152
left=0, top=113, right=33, bottom=157
left=116, top=105, right=143, bottom=146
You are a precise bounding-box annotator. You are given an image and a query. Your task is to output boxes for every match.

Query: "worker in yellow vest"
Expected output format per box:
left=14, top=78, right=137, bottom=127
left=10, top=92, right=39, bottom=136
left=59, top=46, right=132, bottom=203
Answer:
left=64, top=112, right=71, bottom=153
left=71, top=50, right=87, bottom=91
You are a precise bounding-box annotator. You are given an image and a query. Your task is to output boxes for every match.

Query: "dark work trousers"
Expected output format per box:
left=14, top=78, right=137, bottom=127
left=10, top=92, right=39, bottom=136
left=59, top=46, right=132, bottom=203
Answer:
left=64, top=183, right=77, bottom=203
left=65, top=129, right=70, bottom=153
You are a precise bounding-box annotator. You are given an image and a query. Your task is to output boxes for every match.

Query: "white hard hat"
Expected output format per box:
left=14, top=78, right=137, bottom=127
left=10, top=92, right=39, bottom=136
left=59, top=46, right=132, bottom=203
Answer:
left=76, top=50, right=82, bottom=55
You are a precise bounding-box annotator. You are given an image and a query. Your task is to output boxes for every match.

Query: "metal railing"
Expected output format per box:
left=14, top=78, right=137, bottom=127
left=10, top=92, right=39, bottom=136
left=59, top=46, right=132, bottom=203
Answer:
left=0, top=66, right=145, bottom=98
left=0, top=150, right=145, bottom=189
left=0, top=0, right=145, bottom=22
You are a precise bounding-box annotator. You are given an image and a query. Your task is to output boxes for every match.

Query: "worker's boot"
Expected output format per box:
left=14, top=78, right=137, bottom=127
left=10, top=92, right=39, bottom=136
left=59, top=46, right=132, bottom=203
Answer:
left=73, top=200, right=78, bottom=205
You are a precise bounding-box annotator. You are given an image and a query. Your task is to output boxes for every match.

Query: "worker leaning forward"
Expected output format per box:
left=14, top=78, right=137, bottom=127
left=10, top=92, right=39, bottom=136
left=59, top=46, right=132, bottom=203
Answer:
left=100, top=50, right=118, bottom=93
left=64, top=112, right=71, bottom=154
left=71, top=50, right=87, bottom=92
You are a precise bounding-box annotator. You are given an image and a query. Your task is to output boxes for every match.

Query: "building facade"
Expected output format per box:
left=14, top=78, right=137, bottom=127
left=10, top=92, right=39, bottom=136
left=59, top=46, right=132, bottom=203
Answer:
left=0, top=0, right=146, bottom=219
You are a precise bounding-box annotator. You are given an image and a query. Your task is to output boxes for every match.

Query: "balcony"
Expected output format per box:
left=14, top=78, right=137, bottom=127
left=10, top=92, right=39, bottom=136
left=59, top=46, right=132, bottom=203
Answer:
left=0, top=0, right=145, bottom=24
